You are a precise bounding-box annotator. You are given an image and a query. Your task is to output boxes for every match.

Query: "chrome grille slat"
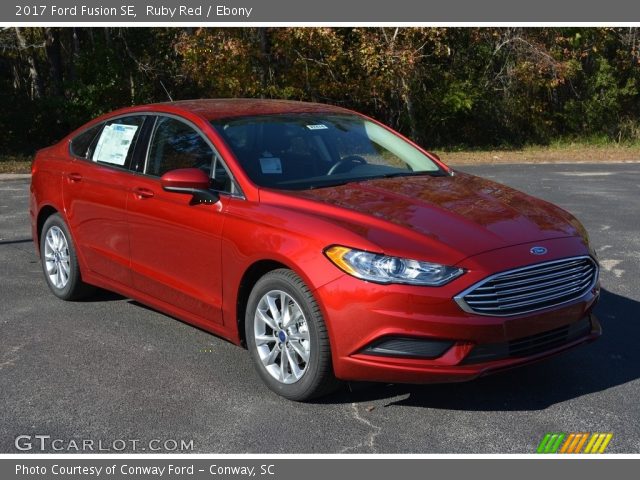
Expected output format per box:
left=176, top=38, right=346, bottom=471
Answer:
left=454, top=256, right=598, bottom=316
left=468, top=282, right=590, bottom=312
left=482, top=259, right=586, bottom=281
left=465, top=277, right=592, bottom=305
left=465, top=270, right=592, bottom=298
left=473, top=264, right=591, bottom=290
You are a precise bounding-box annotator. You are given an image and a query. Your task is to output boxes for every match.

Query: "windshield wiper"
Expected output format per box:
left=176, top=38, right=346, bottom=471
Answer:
left=285, top=171, right=447, bottom=190
left=307, top=179, right=360, bottom=189
left=365, top=171, right=447, bottom=180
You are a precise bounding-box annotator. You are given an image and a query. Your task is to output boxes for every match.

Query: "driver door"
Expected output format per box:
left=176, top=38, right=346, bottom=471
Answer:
left=127, top=115, right=228, bottom=324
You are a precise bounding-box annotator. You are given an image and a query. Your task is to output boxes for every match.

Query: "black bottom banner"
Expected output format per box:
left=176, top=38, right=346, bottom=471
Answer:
left=2, top=458, right=636, bottom=480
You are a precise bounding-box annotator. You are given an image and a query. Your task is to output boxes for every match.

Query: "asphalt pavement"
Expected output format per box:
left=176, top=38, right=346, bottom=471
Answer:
left=1, top=163, right=639, bottom=453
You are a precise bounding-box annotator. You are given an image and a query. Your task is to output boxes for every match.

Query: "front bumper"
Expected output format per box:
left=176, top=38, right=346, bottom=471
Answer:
left=333, top=313, right=600, bottom=384
left=315, top=237, right=601, bottom=384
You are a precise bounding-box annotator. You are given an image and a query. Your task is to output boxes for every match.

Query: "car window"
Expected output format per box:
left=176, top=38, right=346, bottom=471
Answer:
left=90, top=116, right=145, bottom=169
left=212, top=114, right=443, bottom=190
left=146, top=117, right=215, bottom=177
left=145, top=116, right=236, bottom=194
left=69, top=124, right=103, bottom=159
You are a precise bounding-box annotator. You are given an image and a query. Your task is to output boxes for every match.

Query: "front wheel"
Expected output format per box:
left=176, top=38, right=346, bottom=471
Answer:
left=245, top=269, right=339, bottom=401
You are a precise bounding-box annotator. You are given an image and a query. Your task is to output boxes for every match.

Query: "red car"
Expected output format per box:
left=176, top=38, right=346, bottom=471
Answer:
left=30, top=99, right=601, bottom=400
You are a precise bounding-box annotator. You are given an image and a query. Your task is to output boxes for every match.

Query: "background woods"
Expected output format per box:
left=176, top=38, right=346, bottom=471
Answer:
left=1, top=27, right=639, bottom=155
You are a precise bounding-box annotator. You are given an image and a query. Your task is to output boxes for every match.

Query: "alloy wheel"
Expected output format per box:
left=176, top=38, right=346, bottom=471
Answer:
left=253, top=289, right=311, bottom=384
left=44, top=225, right=71, bottom=289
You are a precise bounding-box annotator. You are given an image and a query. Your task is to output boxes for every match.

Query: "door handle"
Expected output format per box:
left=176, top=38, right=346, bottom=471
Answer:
left=67, top=172, right=82, bottom=182
left=133, top=187, right=155, bottom=199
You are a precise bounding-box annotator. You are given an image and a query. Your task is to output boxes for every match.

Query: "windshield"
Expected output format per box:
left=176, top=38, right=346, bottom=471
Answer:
left=211, top=114, right=444, bottom=190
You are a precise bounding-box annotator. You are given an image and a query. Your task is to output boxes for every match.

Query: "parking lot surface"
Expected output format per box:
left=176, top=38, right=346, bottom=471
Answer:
left=1, top=163, right=638, bottom=453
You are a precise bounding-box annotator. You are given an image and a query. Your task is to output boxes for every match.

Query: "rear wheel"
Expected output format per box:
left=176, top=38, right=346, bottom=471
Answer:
left=40, top=214, right=94, bottom=300
left=245, top=269, right=339, bottom=401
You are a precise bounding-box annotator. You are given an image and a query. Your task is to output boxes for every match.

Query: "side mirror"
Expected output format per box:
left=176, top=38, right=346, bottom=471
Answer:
left=160, top=168, right=219, bottom=205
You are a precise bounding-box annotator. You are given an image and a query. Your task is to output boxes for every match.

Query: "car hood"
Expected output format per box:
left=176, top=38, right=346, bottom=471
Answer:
left=286, top=171, right=585, bottom=260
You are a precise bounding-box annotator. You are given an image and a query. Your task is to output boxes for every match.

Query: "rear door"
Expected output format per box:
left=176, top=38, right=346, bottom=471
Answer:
left=62, top=115, right=148, bottom=287
left=126, top=115, right=239, bottom=324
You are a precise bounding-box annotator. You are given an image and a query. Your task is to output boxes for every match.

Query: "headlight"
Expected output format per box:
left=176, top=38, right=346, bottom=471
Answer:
left=324, top=246, right=464, bottom=286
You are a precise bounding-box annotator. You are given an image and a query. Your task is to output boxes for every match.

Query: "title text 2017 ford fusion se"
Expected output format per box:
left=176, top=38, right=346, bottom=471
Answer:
left=30, top=99, right=601, bottom=400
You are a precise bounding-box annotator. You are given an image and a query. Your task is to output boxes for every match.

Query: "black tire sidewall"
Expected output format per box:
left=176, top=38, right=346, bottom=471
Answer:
left=245, top=271, right=327, bottom=400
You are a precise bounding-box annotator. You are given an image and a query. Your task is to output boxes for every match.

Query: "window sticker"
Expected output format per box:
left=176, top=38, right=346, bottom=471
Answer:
left=259, top=156, right=283, bottom=174
left=92, top=124, right=139, bottom=166
left=306, top=124, right=328, bottom=130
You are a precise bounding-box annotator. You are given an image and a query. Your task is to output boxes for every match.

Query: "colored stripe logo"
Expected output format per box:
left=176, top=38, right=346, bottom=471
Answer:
left=537, top=433, right=613, bottom=453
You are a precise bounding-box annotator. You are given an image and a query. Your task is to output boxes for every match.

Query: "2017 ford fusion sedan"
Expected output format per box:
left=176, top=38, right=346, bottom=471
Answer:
left=30, top=99, right=601, bottom=400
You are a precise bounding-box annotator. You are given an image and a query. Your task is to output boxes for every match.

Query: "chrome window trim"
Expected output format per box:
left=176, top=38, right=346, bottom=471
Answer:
left=453, top=255, right=599, bottom=317
left=141, top=115, right=158, bottom=174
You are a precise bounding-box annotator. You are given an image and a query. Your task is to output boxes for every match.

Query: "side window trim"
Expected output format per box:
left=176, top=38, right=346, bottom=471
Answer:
left=143, top=113, right=244, bottom=198
left=131, top=116, right=157, bottom=173
left=143, top=116, right=163, bottom=176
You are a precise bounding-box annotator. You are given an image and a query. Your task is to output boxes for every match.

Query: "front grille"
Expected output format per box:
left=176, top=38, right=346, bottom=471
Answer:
left=455, top=256, right=598, bottom=316
left=462, top=316, right=592, bottom=364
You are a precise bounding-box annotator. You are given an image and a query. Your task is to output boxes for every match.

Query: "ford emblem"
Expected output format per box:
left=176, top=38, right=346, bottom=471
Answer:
left=530, top=246, right=548, bottom=255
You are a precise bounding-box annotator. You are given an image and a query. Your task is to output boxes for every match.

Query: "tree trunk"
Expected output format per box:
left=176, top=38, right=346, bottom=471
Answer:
left=45, top=27, right=64, bottom=97
left=257, top=28, right=270, bottom=98
left=401, top=76, right=418, bottom=141
left=14, top=27, right=43, bottom=99
left=68, top=27, right=81, bottom=83
left=129, top=72, right=136, bottom=104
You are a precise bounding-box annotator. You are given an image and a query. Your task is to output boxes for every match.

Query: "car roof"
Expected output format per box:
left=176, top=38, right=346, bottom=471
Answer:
left=139, top=98, right=354, bottom=121
left=63, top=99, right=360, bottom=148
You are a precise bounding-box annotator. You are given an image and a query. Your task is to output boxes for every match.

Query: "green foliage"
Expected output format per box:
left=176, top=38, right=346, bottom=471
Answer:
left=1, top=27, right=639, bottom=154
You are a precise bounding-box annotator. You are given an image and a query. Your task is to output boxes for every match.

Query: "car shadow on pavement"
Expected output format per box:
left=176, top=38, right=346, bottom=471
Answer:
left=80, top=289, right=126, bottom=302
left=321, top=288, right=640, bottom=410
left=0, top=237, right=32, bottom=245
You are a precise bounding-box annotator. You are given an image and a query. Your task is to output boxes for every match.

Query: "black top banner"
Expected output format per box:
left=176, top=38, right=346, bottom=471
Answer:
left=5, top=0, right=640, bottom=22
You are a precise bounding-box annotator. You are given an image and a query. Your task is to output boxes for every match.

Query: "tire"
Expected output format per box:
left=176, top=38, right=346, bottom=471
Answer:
left=245, top=269, right=340, bottom=401
left=40, top=213, right=94, bottom=301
